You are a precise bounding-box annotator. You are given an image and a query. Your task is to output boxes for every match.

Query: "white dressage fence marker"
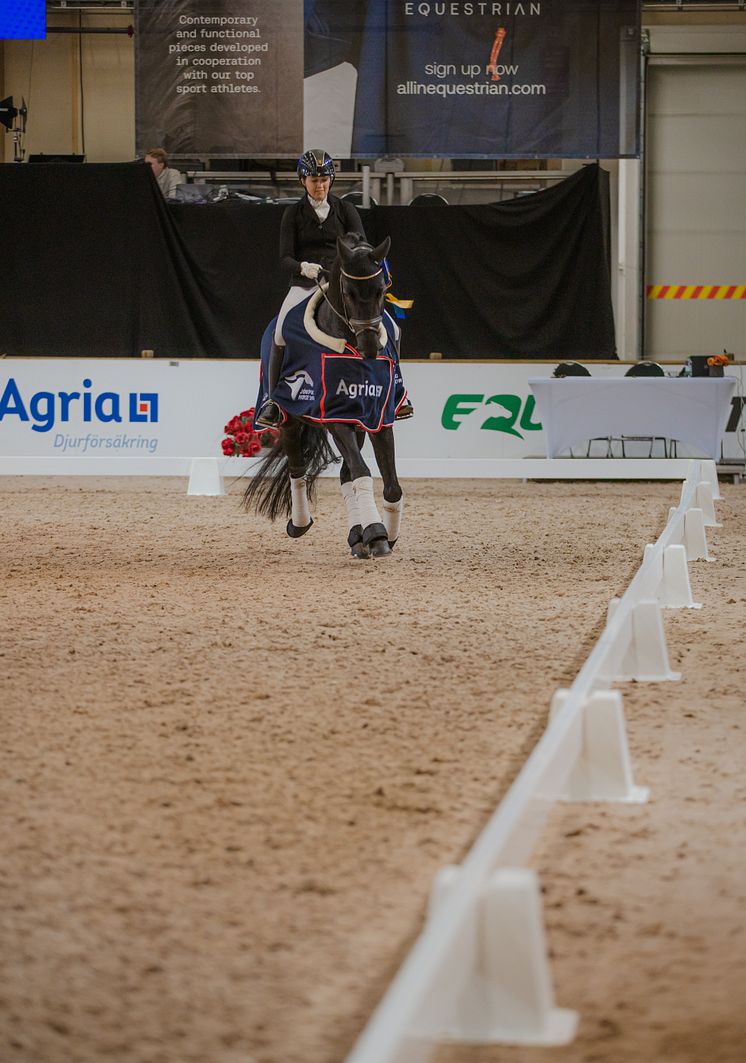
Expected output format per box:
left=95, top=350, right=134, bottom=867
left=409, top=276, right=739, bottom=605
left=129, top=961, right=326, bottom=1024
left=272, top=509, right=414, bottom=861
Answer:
left=659, top=543, right=702, bottom=609
left=693, top=482, right=721, bottom=527
left=699, top=458, right=723, bottom=500
left=550, top=689, right=649, bottom=803
left=187, top=458, right=225, bottom=496
left=682, top=507, right=713, bottom=562
left=640, top=542, right=702, bottom=609
left=606, top=598, right=681, bottom=683
left=426, top=866, right=578, bottom=1046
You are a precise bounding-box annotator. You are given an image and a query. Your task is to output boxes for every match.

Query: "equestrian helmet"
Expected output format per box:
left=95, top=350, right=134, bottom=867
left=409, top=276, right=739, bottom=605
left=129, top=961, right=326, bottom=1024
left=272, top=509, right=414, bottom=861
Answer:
left=297, top=148, right=335, bottom=185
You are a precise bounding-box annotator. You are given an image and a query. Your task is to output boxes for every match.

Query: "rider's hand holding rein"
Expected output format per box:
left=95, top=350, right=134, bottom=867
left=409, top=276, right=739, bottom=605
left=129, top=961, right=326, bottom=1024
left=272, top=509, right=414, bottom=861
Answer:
left=300, top=262, right=324, bottom=280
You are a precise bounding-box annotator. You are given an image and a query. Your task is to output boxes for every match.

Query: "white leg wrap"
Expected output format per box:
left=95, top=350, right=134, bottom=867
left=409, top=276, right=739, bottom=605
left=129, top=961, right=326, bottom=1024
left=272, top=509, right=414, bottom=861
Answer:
left=341, top=481, right=362, bottom=532
left=352, top=476, right=381, bottom=529
left=290, top=476, right=312, bottom=528
left=383, top=496, right=404, bottom=543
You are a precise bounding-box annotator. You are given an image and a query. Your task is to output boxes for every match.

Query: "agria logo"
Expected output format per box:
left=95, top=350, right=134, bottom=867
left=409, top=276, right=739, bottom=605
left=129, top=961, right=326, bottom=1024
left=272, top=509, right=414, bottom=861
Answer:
left=441, top=393, right=542, bottom=438
left=0, top=377, right=159, bottom=434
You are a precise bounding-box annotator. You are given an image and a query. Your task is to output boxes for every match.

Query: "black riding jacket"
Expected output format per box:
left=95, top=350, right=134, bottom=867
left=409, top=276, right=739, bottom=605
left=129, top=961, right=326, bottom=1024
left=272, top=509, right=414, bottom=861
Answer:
left=279, top=193, right=365, bottom=288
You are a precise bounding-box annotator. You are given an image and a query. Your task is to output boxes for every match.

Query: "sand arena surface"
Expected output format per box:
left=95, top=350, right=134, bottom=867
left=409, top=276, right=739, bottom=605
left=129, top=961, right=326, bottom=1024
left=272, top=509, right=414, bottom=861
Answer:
left=0, top=476, right=744, bottom=1063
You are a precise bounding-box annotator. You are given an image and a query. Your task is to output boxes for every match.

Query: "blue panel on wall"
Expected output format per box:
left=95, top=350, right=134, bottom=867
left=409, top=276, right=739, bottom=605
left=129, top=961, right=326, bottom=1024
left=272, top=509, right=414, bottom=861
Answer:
left=0, top=0, right=47, bottom=41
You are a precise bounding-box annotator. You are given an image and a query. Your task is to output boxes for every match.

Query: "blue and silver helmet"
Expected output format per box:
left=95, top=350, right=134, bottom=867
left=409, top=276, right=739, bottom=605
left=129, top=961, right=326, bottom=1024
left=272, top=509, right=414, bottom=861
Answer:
left=297, top=148, right=335, bottom=185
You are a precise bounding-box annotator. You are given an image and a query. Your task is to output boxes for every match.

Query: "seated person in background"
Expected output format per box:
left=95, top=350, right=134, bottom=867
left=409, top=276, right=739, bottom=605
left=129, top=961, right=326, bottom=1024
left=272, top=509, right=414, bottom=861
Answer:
left=144, top=148, right=185, bottom=200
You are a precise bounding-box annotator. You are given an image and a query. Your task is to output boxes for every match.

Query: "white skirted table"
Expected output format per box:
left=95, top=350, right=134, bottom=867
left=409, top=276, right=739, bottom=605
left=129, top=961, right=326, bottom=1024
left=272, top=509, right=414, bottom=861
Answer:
left=529, top=377, right=737, bottom=460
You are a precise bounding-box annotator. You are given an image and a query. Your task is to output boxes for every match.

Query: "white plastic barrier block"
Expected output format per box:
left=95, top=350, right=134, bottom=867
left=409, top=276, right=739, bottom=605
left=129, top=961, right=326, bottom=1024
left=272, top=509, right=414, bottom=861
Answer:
left=187, top=458, right=225, bottom=496
left=682, top=508, right=713, bottom=562
left=428, top=866, right=577, bottom=1046
left=608, top=598, right=681, bottom=683
left=660, top=544, right=702, bottom=609
left=695, top=482, right=721, bottom=528
left=550, top=690, right=649, bottom=803
left=699, top=459, right=722, bottom=501
left=642, top=543, right=702, bottom=609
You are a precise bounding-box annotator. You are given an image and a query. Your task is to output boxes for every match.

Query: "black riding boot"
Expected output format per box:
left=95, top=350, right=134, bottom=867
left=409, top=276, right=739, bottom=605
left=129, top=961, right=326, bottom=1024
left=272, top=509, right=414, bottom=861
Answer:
left=395, top=394, right=414, bottom=420
left=256, top=341, right=285, bottom=428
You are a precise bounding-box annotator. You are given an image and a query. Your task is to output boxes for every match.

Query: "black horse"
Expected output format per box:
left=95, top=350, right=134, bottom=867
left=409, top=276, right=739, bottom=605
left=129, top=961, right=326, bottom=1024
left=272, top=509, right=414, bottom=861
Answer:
left=243, top=233, right=408, bottom=559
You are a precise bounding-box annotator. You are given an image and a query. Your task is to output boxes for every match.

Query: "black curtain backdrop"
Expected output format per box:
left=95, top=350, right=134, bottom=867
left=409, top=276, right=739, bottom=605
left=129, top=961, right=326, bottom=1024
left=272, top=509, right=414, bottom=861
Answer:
left=0, top=162, right=615, bottom=360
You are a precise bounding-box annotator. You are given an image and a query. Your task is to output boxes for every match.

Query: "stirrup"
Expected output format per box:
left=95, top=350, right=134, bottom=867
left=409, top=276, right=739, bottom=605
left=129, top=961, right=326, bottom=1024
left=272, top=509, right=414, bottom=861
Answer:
left=255, top=400, right=282, bottom=428
left=395, top=398, right=414, bottom=421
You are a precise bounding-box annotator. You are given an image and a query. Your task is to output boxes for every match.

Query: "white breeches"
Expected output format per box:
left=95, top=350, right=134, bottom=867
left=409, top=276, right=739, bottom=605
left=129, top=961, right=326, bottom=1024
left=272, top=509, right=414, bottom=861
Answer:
left=274, top=286, right=314, bottom=346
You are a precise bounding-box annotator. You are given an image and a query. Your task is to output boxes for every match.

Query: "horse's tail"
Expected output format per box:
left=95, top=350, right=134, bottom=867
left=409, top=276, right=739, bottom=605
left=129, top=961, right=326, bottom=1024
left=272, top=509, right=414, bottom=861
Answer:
left=242, top=423, right=339, bottom=521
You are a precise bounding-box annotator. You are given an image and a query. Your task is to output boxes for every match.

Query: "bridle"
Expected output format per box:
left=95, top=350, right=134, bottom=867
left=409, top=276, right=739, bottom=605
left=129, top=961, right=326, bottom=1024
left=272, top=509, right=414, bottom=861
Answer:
left=316, top=262, right=384, bottom=344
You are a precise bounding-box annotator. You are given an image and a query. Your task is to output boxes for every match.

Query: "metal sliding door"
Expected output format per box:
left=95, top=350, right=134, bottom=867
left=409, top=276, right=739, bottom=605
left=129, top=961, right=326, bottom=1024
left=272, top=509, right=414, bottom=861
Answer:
left=645, top=58, right=746, bottom=360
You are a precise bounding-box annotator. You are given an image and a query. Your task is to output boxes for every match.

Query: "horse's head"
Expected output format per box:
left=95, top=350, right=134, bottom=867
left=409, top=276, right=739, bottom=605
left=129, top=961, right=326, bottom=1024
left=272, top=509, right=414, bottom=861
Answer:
left=336, top=233, right=391, bottom=359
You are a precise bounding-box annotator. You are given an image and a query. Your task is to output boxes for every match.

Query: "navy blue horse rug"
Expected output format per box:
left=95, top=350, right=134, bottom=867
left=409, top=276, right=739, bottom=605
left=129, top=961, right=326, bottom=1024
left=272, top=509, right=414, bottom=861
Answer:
left=253, top=289, right=408, bottom=434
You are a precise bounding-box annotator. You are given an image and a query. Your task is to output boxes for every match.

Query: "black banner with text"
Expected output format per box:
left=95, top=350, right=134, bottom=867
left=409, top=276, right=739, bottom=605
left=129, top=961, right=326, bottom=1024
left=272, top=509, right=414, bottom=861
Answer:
left=136, top=0, right=640, bottom=159
left=135, top=0, right=303, bottom=156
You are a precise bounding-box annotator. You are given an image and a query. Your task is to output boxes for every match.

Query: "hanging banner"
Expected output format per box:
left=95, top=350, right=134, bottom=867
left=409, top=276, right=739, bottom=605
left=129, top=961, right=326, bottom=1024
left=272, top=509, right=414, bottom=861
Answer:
left=136, top=1, right=639, bottom=159
left=307, top=0, right=640, bottom=159
left=135, top=0, right=303, bottom=156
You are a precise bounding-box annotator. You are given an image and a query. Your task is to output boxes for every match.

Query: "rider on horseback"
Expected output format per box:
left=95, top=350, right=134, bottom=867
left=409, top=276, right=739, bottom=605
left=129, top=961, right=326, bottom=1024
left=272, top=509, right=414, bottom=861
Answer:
left=255, top=148, right=414, bottom=428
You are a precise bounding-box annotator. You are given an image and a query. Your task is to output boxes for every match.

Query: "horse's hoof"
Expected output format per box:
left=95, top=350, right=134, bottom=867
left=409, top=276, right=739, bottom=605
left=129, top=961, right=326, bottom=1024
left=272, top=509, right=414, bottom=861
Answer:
left=370, top=538, right=392, bottom=558
left=388, top=540, right=397, bottom=551
left=362, top=522, right=388, bottom=548
left=287, top=517, right=314, bottom=538
left=348, top=524, right=369, bottom=558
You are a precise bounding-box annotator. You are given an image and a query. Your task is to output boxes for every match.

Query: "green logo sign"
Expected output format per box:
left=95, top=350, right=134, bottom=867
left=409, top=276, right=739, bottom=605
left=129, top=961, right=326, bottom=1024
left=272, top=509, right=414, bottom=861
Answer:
left=441, top=394, right=542, bottom=438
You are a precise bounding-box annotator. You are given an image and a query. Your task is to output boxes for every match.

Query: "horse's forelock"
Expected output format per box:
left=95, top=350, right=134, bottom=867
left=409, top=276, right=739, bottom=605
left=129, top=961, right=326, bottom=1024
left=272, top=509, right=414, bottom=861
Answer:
left=340, top=244, right=381, bottom=280
left=338, top=233, right=376, bottom=266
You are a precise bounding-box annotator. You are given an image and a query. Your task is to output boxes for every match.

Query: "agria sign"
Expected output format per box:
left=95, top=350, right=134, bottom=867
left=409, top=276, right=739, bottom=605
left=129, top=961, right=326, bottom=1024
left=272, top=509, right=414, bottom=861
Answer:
left=0, top=377, right=159, bottom=433
left=442, top=393, right=541, bottom=438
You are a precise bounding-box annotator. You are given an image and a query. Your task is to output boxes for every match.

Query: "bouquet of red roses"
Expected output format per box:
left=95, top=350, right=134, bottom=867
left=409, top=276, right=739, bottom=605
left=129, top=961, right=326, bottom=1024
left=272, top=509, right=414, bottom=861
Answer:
left=221, top=409, right=279, bottom=457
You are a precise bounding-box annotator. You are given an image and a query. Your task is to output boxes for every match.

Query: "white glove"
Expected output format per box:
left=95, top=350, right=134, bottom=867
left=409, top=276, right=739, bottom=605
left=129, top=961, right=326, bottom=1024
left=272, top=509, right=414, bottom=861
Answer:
left=300, top=261, right=322, bottom=280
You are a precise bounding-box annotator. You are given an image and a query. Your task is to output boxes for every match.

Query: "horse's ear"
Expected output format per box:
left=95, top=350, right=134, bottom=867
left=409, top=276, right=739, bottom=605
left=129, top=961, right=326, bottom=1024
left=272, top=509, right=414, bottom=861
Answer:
left=337, top=235, right=353, bottom=266
left=372, top=236, right=391, bottom=264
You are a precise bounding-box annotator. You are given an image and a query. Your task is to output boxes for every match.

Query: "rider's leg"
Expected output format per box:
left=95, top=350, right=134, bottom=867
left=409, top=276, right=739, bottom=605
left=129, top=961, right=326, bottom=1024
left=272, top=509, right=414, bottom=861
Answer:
left=395, top=393, right=414, bottom=420
left=256, top=286, right=311, bottom=428
left=255, top=341, right=285, bottom=428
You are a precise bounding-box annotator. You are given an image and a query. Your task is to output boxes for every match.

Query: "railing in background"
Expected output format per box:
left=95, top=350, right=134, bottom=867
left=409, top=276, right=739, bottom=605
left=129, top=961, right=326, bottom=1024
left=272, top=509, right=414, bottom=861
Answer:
left=184, top=168, right=578, bottom=207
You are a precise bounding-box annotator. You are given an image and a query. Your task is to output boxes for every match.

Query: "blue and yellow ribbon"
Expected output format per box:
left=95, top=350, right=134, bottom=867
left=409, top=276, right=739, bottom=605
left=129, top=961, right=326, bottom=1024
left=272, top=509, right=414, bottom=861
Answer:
left=382, top=258, right=414, bottom=319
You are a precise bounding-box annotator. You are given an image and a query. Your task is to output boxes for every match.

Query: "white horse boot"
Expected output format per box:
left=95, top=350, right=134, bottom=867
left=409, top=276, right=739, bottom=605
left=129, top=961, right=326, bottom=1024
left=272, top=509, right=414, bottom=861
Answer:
left=352, top=476, right=390, bottom=556
left=286, top=475, right=314, bottom=538
left=341, top=480, right=367, bottom=558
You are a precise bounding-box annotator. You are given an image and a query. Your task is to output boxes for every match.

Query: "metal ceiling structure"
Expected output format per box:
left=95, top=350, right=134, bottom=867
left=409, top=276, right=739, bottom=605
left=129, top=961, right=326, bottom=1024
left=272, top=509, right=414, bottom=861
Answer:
left=41, top=1, right=746, bottom=13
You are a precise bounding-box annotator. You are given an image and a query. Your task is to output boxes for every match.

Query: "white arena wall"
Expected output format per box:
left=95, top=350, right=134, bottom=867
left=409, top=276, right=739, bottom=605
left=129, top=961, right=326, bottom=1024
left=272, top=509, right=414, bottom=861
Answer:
left=0, top=359, right=743, bottom=475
